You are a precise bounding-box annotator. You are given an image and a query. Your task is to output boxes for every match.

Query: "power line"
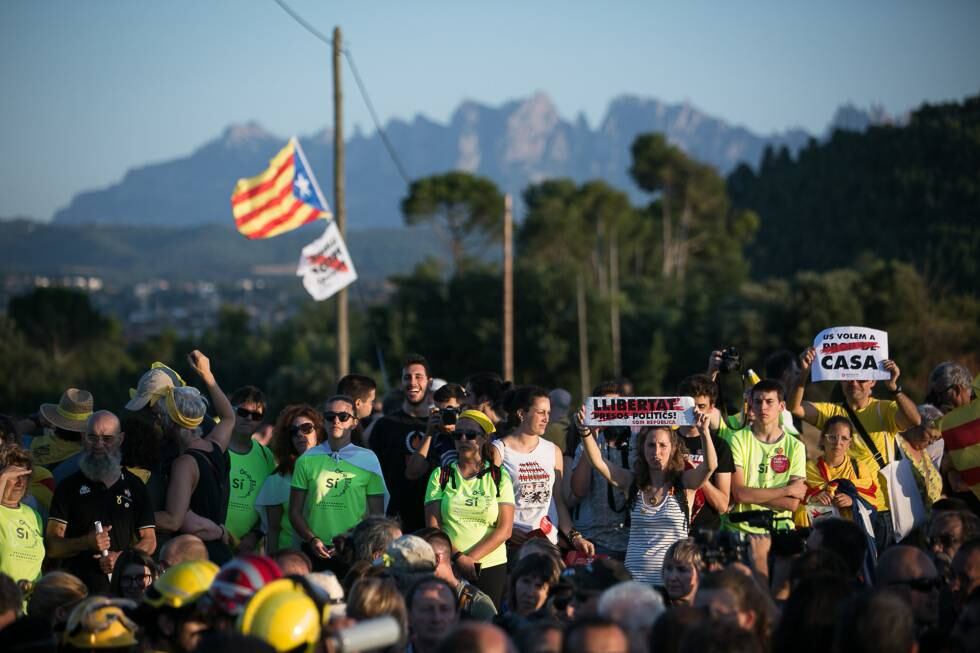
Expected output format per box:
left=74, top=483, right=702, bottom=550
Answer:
left=342, top=49, right=411, bottom=185
left=272, top=0, right=412, bottom=186
left=272, top=0, right=332, bottom=45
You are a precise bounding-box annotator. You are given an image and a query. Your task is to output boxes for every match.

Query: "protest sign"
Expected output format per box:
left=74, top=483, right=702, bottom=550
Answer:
left=296, top=221, right=358, bottom=301
left=811, top=326, right=890, bottom=382
left=584, top=396, right=696, bottom=427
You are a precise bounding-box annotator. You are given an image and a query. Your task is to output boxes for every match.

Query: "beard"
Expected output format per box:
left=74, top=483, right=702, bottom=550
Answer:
left=79, top=448, right=123, bottom=481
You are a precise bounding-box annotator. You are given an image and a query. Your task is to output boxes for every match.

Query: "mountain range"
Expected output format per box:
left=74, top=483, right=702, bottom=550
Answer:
left=50, top=93, right=896, bottom=229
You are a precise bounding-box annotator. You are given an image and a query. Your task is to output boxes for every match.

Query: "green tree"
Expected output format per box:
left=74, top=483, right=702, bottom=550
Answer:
left=401, top=172, right=505, bottom=273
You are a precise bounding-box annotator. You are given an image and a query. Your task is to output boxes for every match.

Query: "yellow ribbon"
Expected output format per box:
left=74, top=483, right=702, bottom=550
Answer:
left=57, top=406, right=93, bottom=422
left=165, top=387, right=203, bottom=430
left=151, top=361, right=187, bottom=387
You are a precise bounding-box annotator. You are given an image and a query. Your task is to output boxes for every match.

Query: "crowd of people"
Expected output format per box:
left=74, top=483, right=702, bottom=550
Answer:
left=0, top=344, right=978, bottom=653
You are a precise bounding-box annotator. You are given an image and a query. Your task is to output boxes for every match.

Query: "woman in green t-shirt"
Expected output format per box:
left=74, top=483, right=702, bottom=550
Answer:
left=424, top=409, right=514, bottom=609
left=0, top=444, right=45, bottom=585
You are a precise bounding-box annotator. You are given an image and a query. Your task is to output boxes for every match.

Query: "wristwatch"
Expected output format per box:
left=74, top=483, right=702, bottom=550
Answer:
left=890, top=385, right=904, bottom=396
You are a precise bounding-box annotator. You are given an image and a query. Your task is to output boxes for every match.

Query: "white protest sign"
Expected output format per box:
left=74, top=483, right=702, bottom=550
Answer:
left=811, top=326, right=890, bottom=382
left=585, top=396, right=696, bottom=427
left=296, top=221, right=358, bottom=301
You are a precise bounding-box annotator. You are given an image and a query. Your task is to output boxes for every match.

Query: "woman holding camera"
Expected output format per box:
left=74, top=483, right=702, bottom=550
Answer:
left=579, top=410, right=717, bottom=587
left=424, top=409, right=514, bottom=608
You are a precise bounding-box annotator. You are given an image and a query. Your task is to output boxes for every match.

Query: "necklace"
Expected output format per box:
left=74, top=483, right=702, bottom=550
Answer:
left=643, top=483, right=669, bottom=506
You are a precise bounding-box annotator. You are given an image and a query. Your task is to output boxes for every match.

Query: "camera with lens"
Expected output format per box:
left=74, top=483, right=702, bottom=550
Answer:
left=719, top=347, right=742, bottom=374
left=440, top=407, right=460, bottom=425
left=693, top=528, right=749, bottom=568
left=603, top=425, right=632, bottom=442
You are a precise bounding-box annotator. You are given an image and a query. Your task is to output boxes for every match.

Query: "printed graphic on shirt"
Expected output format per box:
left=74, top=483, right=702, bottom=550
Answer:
left=516, top=461, right=552, bottom=508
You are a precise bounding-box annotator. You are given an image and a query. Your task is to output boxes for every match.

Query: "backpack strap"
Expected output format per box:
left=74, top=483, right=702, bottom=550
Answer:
left=438, top=465, right=456, bottom=492
left=476, top=464, right=502, bottom=498
left=841, top=402, right=886, bottom=468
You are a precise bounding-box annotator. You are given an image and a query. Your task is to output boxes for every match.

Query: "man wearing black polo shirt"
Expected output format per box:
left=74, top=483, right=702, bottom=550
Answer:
left=47, top=410, right=155, bottom=593
left=366, top=354, right=432, bottom=532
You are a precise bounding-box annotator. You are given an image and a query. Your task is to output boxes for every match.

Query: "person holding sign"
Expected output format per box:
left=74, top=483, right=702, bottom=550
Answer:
left=789, top=345, right=921, bottom=549
left=578, top=408, right=717, bottom=588
left=726, top=380, right=807, bottom=534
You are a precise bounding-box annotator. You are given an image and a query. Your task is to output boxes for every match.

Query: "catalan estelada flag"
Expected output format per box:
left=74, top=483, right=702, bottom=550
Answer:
left=940, top=373, right=980, bottom=500
left=230, top=138, right=331, bottom=239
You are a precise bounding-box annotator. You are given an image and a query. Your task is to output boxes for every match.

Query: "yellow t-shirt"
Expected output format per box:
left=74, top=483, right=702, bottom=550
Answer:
left=424, top=463, right=515, bottom=569
left=29, top=433, right=82, bottom=468
left=811, top=400, right=900, bottom=510
left=0, top=503, right=45, bottom=583
left=28, top=466, right=55, bottom=512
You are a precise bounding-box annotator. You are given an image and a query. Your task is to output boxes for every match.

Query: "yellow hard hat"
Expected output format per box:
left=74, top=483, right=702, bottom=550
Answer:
left=62, top=597, right=139, bottom=649
left=142, top=559, right=219, bottom=610
left=238, top=581, right=322, bottom=653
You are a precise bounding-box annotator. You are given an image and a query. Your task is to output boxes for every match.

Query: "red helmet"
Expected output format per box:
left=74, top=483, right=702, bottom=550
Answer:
left=207, top=554, right=283, bottom=616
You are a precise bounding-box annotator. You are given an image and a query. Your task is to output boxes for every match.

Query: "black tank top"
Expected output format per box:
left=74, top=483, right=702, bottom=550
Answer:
left=187, top=441, right=233, bottom=564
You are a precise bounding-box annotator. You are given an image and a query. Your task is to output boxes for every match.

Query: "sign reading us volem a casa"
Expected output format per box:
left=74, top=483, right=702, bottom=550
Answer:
left=811, top=326, right=891, bottom=383
left=584, top=396, right=696, bottom=427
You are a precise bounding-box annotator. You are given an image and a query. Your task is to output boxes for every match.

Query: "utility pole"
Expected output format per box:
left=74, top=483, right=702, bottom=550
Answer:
left=502, top=194, right=514, bottom=381
left=333, top=26, right=349, bottom=377
left=610, top=235, right=621, bottom=377
left=576, top=272, right=590, bottom=401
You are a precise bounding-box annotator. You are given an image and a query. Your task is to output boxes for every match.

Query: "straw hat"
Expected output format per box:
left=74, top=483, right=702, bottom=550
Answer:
left=39, top=388, right=94, bottom=432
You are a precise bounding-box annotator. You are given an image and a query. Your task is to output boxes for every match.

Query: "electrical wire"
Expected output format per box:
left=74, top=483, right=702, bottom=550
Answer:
left=272, top=0, right=412, bottom=185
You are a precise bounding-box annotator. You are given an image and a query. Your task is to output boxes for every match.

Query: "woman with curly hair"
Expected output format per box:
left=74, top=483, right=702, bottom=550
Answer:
left=579, top=412, right=717, bottom=588
left=255, top=404, right=326, bottom=554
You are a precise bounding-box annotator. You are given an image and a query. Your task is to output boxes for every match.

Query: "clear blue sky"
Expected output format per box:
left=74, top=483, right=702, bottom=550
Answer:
left=2, top=0, right=978, bottom=222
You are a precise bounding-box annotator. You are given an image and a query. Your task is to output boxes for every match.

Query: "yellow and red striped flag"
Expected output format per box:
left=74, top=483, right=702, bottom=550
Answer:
left=940, top=373, right=980, bottom=500
left=230, top=138, right=331, bottom=239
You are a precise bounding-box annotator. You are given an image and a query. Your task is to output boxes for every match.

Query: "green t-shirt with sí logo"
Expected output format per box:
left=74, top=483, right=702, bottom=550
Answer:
left=0, top=503, right=44, bottom=583
left=292, top=443, right=386, bottom=543
left=425, top=462, right=515, bottom=569
left=225, top=442, right=277, bottom=539
left=725, top=428, right=806, bottom=534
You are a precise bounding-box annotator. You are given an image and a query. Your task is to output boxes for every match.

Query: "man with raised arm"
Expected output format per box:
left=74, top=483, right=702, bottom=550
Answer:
left=788, top=346, right=921, bottom=548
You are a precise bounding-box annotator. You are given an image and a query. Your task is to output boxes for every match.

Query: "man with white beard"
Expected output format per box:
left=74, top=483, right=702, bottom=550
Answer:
left=46, top=410, right=156, bottom=593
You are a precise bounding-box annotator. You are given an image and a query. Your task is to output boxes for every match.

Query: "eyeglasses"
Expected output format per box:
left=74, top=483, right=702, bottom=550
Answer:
left=453, top=430, right=483, bottom=441
left=824, top=435, right=852, bottom=443
left=888, top=576, right=942, bottom=593
left=236, top=407, right=264, bottom=421
left=120, top=574, right=153, bottom=588
left=323, top=412, right=353, bottom=423
left=289, top=423, right=316, bottom=436
left=928, top=533, right=961, bottom=550
left=85, top=433, right=117, bottom=445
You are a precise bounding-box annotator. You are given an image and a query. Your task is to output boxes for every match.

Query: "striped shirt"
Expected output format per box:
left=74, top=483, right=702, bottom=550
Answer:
left=623, top=488, right=688, bottom=587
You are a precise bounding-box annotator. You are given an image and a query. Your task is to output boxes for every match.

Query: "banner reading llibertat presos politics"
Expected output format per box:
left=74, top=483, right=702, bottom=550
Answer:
left=584, top=396, right=696, bottom=427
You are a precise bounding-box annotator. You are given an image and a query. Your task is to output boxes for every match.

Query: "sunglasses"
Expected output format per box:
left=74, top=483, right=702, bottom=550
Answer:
left=323, top=412, right=354, bottom=423
left=453, top=430, right=483, bottom=441
left=889, top=576, right=942, bottom=593
left=289, top=423, right=316, bottom=436
left=236, top=407, right=264, bottom=421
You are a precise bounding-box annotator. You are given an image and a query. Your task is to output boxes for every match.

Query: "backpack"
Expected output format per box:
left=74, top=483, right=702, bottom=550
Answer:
left=438, top=463, right=502, bottom=498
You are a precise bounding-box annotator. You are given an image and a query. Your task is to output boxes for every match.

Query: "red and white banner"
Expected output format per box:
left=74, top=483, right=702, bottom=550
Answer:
left=296, top=221, right=358, bottom=301
left=584, top=396, right=696, bottom=427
